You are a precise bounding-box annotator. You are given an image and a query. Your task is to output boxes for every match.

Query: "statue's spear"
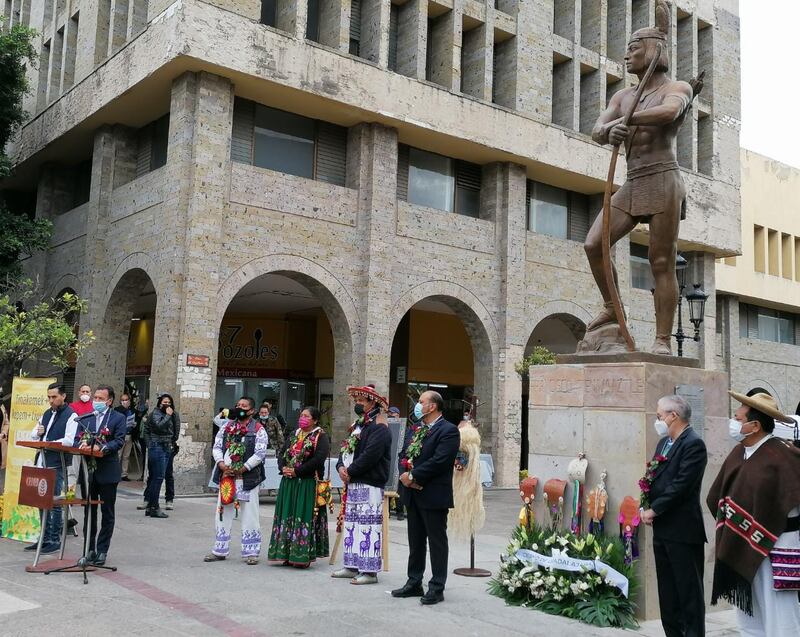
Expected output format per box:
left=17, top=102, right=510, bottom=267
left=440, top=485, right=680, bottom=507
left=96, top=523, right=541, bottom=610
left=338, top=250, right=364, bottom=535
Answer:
left=599, top=42, right=663, bottom=352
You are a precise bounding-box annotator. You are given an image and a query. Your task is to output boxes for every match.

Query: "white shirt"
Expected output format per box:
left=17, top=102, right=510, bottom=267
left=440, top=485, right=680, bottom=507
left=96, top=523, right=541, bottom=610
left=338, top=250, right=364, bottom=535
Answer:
left=30, top=408, right=79, bottom=447
left=743, top=433, right=774, bottom=460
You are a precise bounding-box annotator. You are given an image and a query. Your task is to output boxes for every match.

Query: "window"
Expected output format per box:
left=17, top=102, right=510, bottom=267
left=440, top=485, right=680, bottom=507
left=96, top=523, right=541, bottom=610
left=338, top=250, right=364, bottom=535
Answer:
left=72, top=160, right=92, bottom=208
left=526, top=180, right=591, bottom=241
left=231, top=98, right=348, bottom=186
left=306, top=0, right=320, bottom=40
left=135, top=114, right=169, bottom=178
left=349, top=0, right=361, bottom=56
left=630, top=243, right=655, bottom=291
left=260, top=0, right=276, bottom=26
left=397, top=145, right=481, bottom=217
left=388, top=4, right=399, bottom=71
left=739, top=303, right=798, bottom=345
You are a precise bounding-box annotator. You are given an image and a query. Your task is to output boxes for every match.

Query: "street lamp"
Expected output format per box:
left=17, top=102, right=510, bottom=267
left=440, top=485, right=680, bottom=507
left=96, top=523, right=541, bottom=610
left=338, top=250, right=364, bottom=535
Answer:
left=672, top=254, right=709, bottom=357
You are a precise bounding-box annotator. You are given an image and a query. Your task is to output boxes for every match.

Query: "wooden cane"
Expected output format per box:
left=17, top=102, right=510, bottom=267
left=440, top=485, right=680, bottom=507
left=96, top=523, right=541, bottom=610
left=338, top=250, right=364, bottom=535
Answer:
left=599, top=42, right=663, bottom=352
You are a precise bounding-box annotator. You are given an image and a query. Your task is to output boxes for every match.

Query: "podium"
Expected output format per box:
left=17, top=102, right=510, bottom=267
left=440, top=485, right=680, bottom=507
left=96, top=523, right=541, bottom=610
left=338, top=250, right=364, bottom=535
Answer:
left=16, top=440, right=117, bottom=583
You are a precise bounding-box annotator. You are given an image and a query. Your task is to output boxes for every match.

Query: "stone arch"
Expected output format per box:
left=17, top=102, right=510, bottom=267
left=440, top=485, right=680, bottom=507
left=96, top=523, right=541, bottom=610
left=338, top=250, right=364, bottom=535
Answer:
left=48, top=273, right=83, bottom=298
left=744, top=382, right=784, bottom=412
left=216, top=254, right=360, bottom=436
left=101, top=252, right=162, bottom=311
left=527, top=299, right=592, bottom=335
left=386, top=279, right=498, bottom=452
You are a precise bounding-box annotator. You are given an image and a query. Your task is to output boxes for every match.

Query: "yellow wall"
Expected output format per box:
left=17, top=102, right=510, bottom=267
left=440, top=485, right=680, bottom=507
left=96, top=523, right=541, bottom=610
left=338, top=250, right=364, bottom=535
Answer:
left=408, top=309, right=474, bottom=385
left=126, top=318, right=154, bottom=374
left=716, top=150, right=800, bottom=310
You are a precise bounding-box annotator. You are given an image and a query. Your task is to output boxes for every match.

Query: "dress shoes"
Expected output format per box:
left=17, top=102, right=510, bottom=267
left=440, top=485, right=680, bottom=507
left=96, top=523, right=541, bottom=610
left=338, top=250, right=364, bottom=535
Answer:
left=391, top=583, right=424, bottom=598
left=24, top=543, right=39, bottom=552
left=39, top=543, right=61, bottom=555
left=121, top=476, right=130, bottom=481
left=92, top=552, right=107, bottom=566
left=87, top=550, right=97, bottom=563
left=420, top=590, right=445, bottom=605
left=146, top=507, right=169, bottom=518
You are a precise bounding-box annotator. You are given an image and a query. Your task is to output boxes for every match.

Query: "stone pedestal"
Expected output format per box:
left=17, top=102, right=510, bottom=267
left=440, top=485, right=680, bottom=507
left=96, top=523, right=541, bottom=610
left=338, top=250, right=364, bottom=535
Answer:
left=528, top=358, right=731, bottom=620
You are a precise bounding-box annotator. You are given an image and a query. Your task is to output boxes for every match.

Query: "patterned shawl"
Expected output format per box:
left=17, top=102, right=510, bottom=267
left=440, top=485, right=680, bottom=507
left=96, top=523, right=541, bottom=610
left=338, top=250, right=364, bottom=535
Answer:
left=706, top=437, right=800, bottom=614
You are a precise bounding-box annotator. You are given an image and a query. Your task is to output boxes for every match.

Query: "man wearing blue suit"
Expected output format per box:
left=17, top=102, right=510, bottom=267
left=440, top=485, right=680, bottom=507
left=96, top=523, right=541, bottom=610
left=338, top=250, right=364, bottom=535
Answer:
left=76, top=385, right=127, bottom=566
left=392, top=390, right=460, bottom=605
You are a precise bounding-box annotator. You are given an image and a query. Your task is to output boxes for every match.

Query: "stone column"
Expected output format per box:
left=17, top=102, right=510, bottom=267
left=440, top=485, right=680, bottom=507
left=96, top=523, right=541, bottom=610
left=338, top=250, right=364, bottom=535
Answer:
left=319, top=0, right=350, bottom=51
left=484, top=162, right=527, bottom=486
left=427, top=2, right=461, bottom=91
left=165, top=72, right=235, bottom=491
left=359, top=0, right=391, bottom=66
left=277, top=0, right=308, bottom=38
left=396, top=0, right=426, bottom=79
left=345, top=123, right=398, bottom=441
left=506, top=0, right=552, bottom=121
left=74, top=126, right=126, bottom=391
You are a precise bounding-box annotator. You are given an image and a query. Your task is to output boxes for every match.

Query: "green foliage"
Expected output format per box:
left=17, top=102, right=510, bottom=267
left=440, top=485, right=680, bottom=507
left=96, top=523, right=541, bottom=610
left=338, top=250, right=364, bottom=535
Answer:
left=488, top=522, right=639, bottom=629
left=0, top=208, right=52, bottom=287
left=0, top=21, right=37, bottom=177
left=514, top=346, right=557, bottom=377
left=0, top=280, right=94, bottom=394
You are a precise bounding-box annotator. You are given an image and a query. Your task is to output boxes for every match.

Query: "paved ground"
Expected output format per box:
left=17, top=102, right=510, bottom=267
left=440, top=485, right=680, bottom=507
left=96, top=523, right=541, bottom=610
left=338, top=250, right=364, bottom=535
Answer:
left=0, top=480, right=739, bottom=636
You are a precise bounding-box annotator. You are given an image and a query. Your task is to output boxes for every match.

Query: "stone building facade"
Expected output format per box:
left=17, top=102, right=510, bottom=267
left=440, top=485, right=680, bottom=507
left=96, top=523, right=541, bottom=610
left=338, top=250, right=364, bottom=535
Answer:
left=716, top=149, right=800, bottom=417
left=3, top=0, right=741, bottom=488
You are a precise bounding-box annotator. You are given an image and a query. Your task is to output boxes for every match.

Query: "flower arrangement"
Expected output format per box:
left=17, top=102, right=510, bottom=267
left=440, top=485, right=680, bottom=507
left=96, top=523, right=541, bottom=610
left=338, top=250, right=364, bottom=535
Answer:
left=78, top=426, right=110, bottom=469
left=218, top=420, right=249, bottom=520
left=285, top=430, right=317, bottom=468
left=339, top=427, right=360, bottom=457
left=638, top=455, right=668, bottom=509
left=400, top=423, right=431, bottom=471
left=489, top=523, right=639, bottom=629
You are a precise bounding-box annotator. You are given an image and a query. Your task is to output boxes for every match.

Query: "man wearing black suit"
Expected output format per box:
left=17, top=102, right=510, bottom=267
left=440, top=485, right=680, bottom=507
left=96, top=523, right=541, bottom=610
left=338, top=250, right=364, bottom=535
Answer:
left=77, top=384, right=127, bottom=566
left=392, top=391, right=460, bottom=605
left=641, top=394, right=707, bottom=637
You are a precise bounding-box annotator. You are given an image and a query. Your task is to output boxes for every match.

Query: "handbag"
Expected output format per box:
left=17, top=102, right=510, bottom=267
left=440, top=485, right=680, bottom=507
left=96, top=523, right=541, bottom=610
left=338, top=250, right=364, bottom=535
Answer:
left=769, top=547, right=800, bottom=591
left=314, top=432, right=334, bottom=514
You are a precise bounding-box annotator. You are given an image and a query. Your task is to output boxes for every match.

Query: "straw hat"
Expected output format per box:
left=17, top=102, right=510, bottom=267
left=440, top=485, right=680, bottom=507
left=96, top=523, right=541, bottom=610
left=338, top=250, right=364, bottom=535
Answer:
left=729, top=391, right=794, bottom=424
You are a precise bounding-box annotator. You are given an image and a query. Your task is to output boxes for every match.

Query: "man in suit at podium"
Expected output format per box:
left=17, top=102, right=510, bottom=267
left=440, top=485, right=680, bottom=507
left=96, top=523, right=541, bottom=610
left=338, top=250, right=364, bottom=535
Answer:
left=25, top=383, right=79, bottom=554
left=76, top=385, right=127, bottom=566
left=392, top=391, right=460, bottom=605
left=640, top=394, right=707, bottom=637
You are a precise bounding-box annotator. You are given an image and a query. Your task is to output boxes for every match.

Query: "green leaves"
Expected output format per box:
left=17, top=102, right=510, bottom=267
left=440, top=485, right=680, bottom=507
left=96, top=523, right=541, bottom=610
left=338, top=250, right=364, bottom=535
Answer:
left=0, top=280, right=94, bottom=393
left=514, top=346, right=557, bottom=378
left=0, top=22, right=37, bottom=161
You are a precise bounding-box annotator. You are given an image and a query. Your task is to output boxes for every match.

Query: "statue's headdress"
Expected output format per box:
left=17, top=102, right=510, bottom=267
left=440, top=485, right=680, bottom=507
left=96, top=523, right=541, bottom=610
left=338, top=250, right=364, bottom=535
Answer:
left=629, top=0, right=670, bottom=72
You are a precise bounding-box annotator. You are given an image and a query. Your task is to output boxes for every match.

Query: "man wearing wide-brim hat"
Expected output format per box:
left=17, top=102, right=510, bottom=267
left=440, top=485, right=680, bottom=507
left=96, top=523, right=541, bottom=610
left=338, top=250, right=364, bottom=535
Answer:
left=331, top=384, right=391, bottom=584
left=706, top=391, right=800, bottom=636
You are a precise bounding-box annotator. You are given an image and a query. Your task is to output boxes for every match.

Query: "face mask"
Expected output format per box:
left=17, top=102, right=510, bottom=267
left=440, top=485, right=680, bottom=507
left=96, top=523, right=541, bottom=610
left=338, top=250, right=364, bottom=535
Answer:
left=413, top=402, right=424, bottom=420
left=654, top=419, right=669, bottom=437
left=354, top=404, right=365, bottom=416
left=728, top=418, right=754, bottom=442
left=298, top=416, right=311, bottom=430
left=93, top=401, right=108, bottom=413
left=121, top=401, right=130, bottom=407
left=258, top=416, right=269, bottom=423
left=80, top=394, right=91, bottom=403
left=161, top=404, right=171, bottom=411
left=235, top=408, right=249, bottom=421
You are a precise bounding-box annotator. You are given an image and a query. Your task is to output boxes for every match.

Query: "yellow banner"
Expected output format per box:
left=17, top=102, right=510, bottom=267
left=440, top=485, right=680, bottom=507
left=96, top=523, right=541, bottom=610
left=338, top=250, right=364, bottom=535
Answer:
left=1, top=377, right=55, bottom=541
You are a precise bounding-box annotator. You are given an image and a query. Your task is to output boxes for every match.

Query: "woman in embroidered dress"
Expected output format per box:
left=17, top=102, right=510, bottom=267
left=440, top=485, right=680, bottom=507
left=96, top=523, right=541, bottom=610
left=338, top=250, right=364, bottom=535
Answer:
left=267, top=406, right=330, bottom=568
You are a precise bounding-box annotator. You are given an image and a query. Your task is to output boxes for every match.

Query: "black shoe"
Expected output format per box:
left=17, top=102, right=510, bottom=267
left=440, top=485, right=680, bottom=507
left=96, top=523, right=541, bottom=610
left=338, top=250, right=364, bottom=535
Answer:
left=148, top=507, right=168, bottom=518
left=87, top=550, right=97, bottom=563
left=121, top=476, right=130, bottom=481
left=420, top=590, right=445, bottom=605
left=92, top=552, right=107, bottom=566
left=391, top=583, right=424, bottom=598
left=67, top=518, right=78, bottom=529
left=39, top=543, right=61, bottom=555
left=396, top=513, right=405, bottom=521
left=24, top=543, right=38, bottom=551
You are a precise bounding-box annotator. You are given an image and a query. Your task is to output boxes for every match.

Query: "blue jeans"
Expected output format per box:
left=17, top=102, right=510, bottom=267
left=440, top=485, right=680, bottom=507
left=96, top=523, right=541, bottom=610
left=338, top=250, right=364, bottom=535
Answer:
left=145, top=443, right=169, bottom=507
left=43, top=466, right=64, bottom=546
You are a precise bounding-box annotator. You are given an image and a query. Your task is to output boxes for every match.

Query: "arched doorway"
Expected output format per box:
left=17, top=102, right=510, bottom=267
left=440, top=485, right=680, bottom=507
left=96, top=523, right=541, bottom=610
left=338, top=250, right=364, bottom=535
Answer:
left=521, top=312, right=587, bottom=469
left=387, top=292, right=495, bottom=456
left=216, top=270, right=354, bottom=441
left=94, top=268, right=158, bottom=400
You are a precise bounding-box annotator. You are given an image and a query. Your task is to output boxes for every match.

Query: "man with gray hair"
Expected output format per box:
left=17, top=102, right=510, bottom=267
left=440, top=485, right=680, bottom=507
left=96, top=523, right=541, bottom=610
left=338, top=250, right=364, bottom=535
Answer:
left=641, top=394, right=707, bottom=637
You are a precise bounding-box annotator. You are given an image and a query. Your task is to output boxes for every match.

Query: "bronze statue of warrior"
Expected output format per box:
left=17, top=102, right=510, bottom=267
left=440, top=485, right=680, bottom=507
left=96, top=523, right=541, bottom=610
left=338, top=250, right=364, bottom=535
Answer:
left=583, top=0, right=701, bottom=356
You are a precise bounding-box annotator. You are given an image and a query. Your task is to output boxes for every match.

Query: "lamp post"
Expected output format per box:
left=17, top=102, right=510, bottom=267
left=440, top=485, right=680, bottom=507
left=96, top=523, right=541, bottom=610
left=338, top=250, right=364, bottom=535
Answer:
left=672, top=254, right=710, bottom=357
